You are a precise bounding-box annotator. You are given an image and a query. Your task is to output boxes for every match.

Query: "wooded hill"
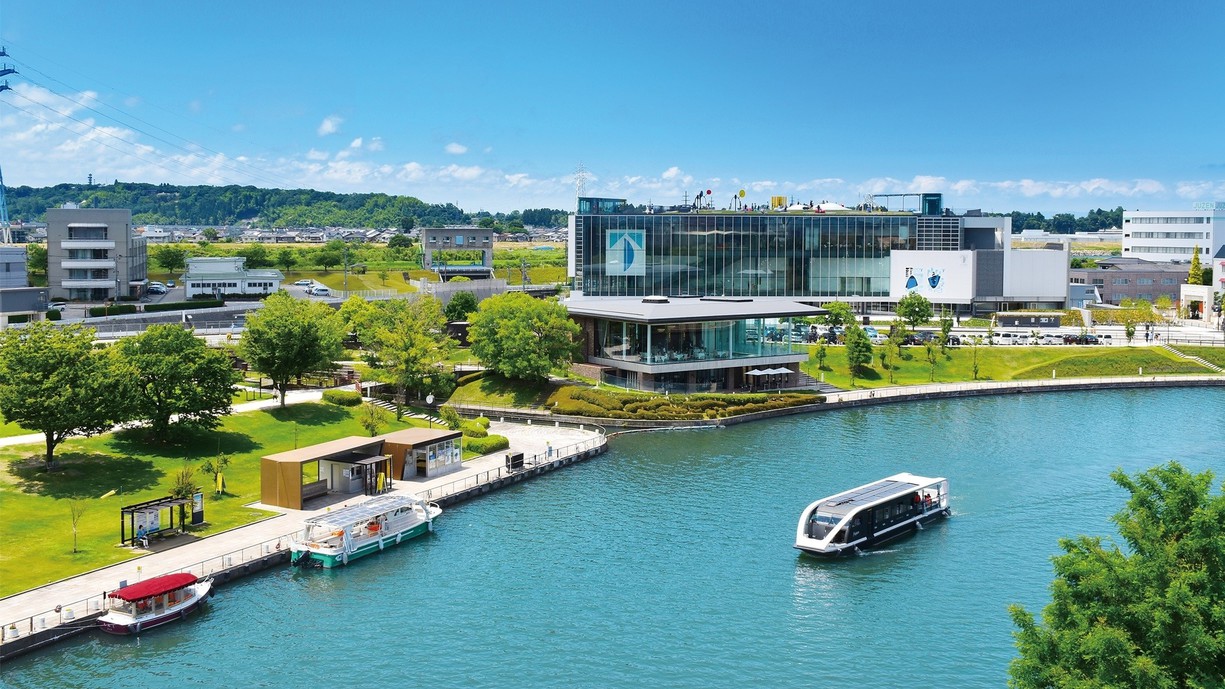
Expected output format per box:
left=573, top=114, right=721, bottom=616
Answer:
left=5, top=182, right=568, bottom=230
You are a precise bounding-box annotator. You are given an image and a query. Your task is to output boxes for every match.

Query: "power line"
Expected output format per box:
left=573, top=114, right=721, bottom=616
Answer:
left=5, top=91, right=255, bottom=187
left=0, top=39, right=306, bottom=190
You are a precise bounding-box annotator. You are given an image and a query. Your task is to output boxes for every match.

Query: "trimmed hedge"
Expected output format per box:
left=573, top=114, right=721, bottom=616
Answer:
left=322, top=390, right=363, bottom=406
left=87, top=304, right=139, bottom=317
left=465, top=434, right=509, bottom=454
left=473, top=416, right=491, bottom=428
left=459, top=420, right=488, bottom=438
left=45, top=310, right=62, bottom=321
left=546, top=386, right=822, bottom=421
left=144, top=299, right=224, bottom=313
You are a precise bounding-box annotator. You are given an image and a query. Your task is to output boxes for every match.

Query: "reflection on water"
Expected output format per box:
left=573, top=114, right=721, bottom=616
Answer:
left=2, top=388, right=1221, bottom=689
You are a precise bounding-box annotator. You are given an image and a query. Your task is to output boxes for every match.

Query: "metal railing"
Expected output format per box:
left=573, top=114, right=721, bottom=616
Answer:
left=1, top=531, right=294, bottom=644
left=417, top=431, right=606, bottom=503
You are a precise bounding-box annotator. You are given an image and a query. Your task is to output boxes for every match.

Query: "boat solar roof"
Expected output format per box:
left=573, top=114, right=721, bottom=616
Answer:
left=304, top=495, right=419, bottom=529
left=818, top=479, right=918, bottom=516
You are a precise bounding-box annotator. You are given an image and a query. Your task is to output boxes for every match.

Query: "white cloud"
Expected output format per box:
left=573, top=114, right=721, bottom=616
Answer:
left=1175, top=181, right=1225, bottom=199
left=317, top=115, right=343, bottom=136
left=661, top=166, right=682, bottom=180
left=367, top=137, right=385, bottom=152
left=349, top=137, right=363, bottom=149
left=397, top=162, right=426, bottom=182
left=306, top=149, right=329, bottom=161
left=445, top=142, right=468, bottom=155
left=440, top=164, right=484, bottom=181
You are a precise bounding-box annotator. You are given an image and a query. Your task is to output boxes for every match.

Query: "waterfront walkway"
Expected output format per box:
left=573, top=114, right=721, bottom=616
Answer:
left=0, top=420, right=603, bottom=638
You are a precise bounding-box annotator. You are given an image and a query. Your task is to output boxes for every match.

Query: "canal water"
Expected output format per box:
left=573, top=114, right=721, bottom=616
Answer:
left=3, top=388, right=1222, bottom=688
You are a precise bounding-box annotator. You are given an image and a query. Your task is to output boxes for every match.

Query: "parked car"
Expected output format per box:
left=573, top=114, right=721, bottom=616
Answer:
left=48, top=301, right=68, bottom=312
left=147, top=285, right=167, bottom=295
left=819, top=331, right=838, bottom=344
left=870, top=333, right=888, bottom=345
left=148, top=281, right=165, bottom=289
left=293, top=279, right=312, bottom=287
left=311, top=286, right=331, bottom=297
left=863, top=326, right=879, bottom=338
left=166, top=280, right=176, bottom=288
left=946, top=334, right=962, bottom=346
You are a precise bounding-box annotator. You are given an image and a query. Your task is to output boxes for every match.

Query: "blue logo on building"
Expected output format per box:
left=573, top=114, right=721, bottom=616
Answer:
left=607, top=230, right=645, bottom=276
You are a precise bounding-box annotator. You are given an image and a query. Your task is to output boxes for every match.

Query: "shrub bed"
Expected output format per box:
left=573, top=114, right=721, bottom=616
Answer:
left=144, top=299, right=224, bottom=313
left=546, top=386, right=822, bottom=421
left=322, top=390, right=363, bottom=406
left=459, top=420, right=488, bottom=438
left=465, top=434, right=509, bottom=454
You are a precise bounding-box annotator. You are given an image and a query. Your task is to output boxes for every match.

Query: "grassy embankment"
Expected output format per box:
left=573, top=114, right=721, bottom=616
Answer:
left=0, top=402, right=433, bottom=597
left=802, top=344, right=1216, bottom=389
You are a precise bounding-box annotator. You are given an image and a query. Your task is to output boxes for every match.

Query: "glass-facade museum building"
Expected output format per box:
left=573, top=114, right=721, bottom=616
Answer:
left=565, top=195, right=1067, bottom=392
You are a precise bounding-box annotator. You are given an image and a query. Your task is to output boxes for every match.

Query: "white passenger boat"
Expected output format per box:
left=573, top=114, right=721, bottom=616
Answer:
left=795, top=473, right=949, bottom=556
left=97, top=573, right=213, bottom=635
left=290, top=494, right=440, bottom=569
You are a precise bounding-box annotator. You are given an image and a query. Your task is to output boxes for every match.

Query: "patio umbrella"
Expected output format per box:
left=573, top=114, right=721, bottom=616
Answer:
left=745, top=369, right=767, bottom=376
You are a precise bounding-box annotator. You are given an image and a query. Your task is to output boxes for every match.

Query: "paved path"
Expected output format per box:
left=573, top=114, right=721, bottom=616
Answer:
left=0, top=421, right=601, bottom=630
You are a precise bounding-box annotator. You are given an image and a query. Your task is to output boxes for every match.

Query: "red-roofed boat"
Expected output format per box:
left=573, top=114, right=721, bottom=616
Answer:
left=97, top=573, right=213, bottom=635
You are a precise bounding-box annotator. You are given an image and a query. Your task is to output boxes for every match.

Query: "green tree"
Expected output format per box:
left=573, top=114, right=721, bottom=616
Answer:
left=202, top=228, right=220, bottom=241
left=237, top=244, right=272, bottom=268
left=970, top=336, right=981, bottom=380
left=388, top=234, right=414, bottom=250
left=812, top=342, right=828, bottom=371
left=358, top=401, right=391, bottom=437
left=477, top=216, right=496, bottom=229
left=276, top=248, right=298, bottom=273
left=843, top=324, right=873, bottom=387
left=939, top=312, right=954, bottom=354
left=469, top=292, right=579, bottom=382
left=1155, top=295, right=1174, bottom=313
left=377, top=269, right=389, bottom=285
left=26, top=244, right=48, bottom=274
left=1125, top=322, right=1136, bottom=345
left=338, top=295, right=380, bottom=348
left=200, top=454, right=231, bottom=495
left=398, top=215, right=416, bottom=232
left=896, top=292, right=934, bottom=331
left=316, top=249, right=342, bottom=272
left=116, top=324, right=238, bottom=440
left=369, top=296, right=456, bottom=418
left=1188, top=246, right=1203, bottom=285
left=150, top=245, right=189, bottom=273
left=0, top=323, right=128, bottom=469
left=924, top=340, right=938, bottom=381
left=439, top=405, right=462, bottom=430
left=884, top=329, right=903, bottom=384
left=240, top=291, right=343, bottom=407
left=823, top=301, right=855, bottom=328
left=444, top=291, right=479, bottom=322
left=1009, top=462, right=1225, bottom=689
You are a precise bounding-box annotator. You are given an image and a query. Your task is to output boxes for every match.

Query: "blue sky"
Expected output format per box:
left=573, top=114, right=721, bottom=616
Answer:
left=1, top=1, right=1222, bottom=216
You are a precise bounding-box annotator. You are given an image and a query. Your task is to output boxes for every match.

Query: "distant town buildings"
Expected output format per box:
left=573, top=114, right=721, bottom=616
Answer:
left=45, top=207, right=147, bottom=302
left=1069, top=258, right=1188, bottom=306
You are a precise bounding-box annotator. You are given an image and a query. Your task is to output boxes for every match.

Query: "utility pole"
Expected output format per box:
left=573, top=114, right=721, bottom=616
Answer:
left=343, top=242, right=349, bottom=293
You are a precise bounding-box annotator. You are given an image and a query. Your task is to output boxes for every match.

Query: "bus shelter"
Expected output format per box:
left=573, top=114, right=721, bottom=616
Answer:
left=120, top=496, right=193, bottom=546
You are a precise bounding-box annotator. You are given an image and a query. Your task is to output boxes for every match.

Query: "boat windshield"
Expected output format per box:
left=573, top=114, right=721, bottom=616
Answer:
left=810, top=512, right=841, bottom=526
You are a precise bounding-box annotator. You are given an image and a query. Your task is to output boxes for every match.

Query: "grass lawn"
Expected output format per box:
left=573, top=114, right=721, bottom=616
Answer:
left=1171, top=345, right=1225, bottom=369
left=0, top=413, right=32, bottom=439
left=802, top=344, right=1218, bottom=389
left=446, top=372, right=560, bottom=409
left=0, top=402, right=431, bottom=596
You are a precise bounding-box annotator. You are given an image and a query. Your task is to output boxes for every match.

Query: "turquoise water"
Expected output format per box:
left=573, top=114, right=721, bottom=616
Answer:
left=2, top=388, right=1222, bottom=688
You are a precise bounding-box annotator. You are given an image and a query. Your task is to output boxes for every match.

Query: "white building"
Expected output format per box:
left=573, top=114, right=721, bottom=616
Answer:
left=1121, top=203, right=1225, bottom=263
left=182, top=257, right=283, bottom=299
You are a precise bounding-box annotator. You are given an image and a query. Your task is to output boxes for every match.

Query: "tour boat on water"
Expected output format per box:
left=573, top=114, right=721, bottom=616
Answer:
left=290, top=494, right=441, bottom=569
left=97, top=573, right=213, bottom=635
left=795, top=473, right=950, bottom=556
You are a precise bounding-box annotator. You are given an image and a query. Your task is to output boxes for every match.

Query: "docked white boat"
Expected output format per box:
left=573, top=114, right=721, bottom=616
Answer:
left=290, top=494, right=440, bottom=569
left=795, top=473, right=949, bottom=556
left=97, top=573, right=213, bottom=635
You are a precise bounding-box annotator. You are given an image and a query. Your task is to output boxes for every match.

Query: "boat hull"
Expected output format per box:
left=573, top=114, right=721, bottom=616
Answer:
left=97, top=583, right=212, bottom=635
left=796, top=508, right=949, bottom=557
left=293, top=519, right=431, bottom=569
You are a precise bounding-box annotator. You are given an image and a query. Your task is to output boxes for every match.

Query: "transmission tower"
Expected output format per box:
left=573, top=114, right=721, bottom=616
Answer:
left=0, top=165, right=11, bottom=244
left=575, top=162, right=588, bottom=199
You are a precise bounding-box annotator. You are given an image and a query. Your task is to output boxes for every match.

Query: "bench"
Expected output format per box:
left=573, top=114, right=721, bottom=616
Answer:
left=301, top=480, right=329, bottom=500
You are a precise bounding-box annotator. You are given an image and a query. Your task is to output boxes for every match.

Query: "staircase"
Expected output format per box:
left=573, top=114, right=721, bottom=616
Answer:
left=796, top=371, right=844, bottom=393
left=1161, top=344, right=1225, bottom=373
left=367, top=398, right=446, bottom=425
